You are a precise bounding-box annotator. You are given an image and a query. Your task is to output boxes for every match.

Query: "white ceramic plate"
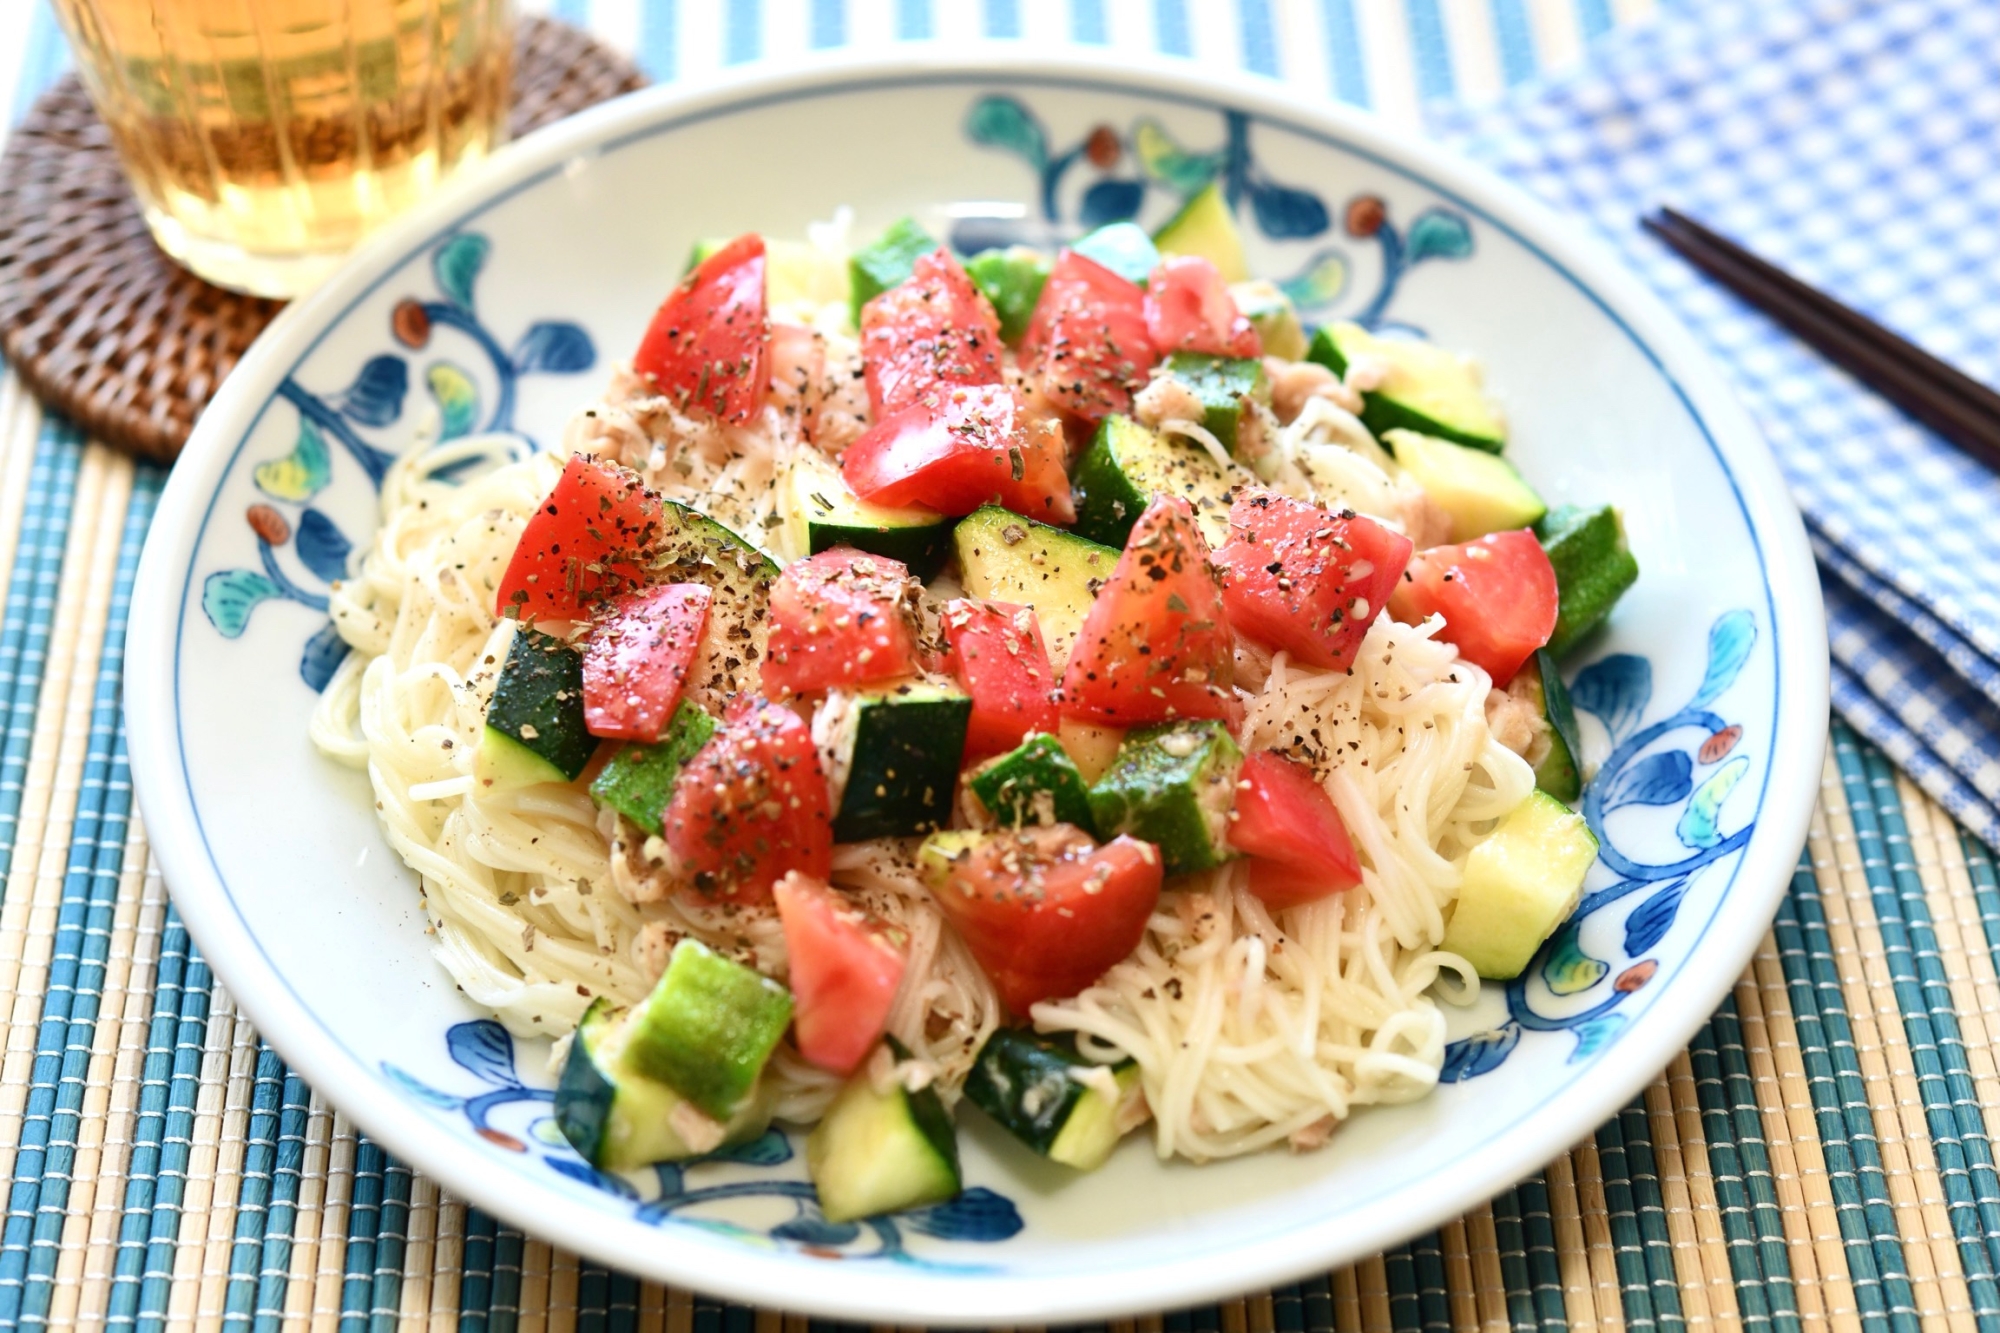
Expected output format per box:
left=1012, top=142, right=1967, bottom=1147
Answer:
left=126, top=49, right=1827, bottom=1325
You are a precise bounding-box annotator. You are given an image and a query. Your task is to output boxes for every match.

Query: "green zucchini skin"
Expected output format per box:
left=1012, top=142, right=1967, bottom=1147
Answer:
left=1306, top=325, right=1506, bottom=454
left=806, top=516, right=951, bottom=581
left=964, top=246, right=1051, bottom=344
left=824, top=683, right=973, bottom=842
left=848, top=216, right=936, bottom=326
left=650, top=502, right=778, bottom=702
left=1536, top=504, right=1640, bottom=660
left=480, top=628, right=597, bottom=785
left=589, top=701, right=716, bottom=837
left=1070, top=414, right=1236, bottom=551
left=967, top=734, right=1097, bottom=833
left=1088, top=720, right=1244, bottom=877
left=623, top=940, right=794, bottom=1122
left=1157, top=352, right=1267, bottom=456
left=1521, top=650, right=1586, bottom=803
left=964, top=1028, right=1141, bottom=1171
left=806, top=1036, right=962, bottom=1222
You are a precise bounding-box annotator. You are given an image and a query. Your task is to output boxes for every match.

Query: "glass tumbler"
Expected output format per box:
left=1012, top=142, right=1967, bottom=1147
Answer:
left=48, top=0, right=514, bottom=298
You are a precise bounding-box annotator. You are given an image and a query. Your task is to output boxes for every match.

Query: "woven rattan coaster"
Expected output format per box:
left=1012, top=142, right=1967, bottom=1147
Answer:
left=0, top=17, right=646, bottom=464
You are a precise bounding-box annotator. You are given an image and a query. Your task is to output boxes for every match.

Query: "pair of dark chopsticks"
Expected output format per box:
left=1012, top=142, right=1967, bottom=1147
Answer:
left=1640, top=206, right=2000, bottom=472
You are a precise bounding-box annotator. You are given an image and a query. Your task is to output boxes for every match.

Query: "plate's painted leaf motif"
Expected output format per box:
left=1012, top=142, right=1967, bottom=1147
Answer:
left=1601, top=750, right=1693, bottom=812
left=545, top=1156, right=641, bottom=1199
left=333, top=354, right=409, bottom=428
left=964, top=95, right=1047, bottom=171
left=428, top=362, right=480, bottom=440
left=254, top=418, right=333, bottom=501
left=512, top=321, right=597, bottom=376
left=380, top=1063, right=463, bottom=1109
left=1079, top=178, right=1145, bottom=228
left=1279, top=248, right=1348, bottom=311
left=1624, top=879, right=1689, bottom=956
left=1569, top=1014, right=1626, bottom=1062
left=202, top=570, right=282, bottom=638
left=1439, top=1023, right=1520, bottom=1083
left=1678, top=755, right=1750, bottom=849
left=300, top=620, right=351, bottom=692
left=447, top=1019, right=520, bottom=1087
left=1133, top=118, right=1222, bottom=195
left=1249, top=179, right=1329, bottom=240
left=1571, top=653, right=1651, bottom=740
left=1403, top=208, right=1474, bottom=264
left=1540, top=921, right=1609, bottom=997
left=295, top=509, right=352, bottom=584
left=434, top=233, right=490, bottom=312
left=705, top=1129, right=792, bottom=1167
left=902, top=1188, right=1025, bottom=1242
left=1691, top=609, right=1757, bottom=708
left=771, top=1211, right=862, bottom=1246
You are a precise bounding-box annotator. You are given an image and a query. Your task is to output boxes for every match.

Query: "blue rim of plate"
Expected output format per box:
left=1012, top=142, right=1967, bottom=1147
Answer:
left=126, top=49, right=1827, bottom=1324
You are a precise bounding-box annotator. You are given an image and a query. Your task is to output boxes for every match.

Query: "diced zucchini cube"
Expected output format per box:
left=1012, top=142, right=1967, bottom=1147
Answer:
left=1440, top=790, right=1598, bottom=980
left=952, top=507, right=1120, bottom=672
left=806, top=1038, right=961, bottom=1222
left=477, top=627, right=597, bottom=788
left=1070, top=413, right=1236, bottom=550
left=1157, top=352, right=1267, bottom=457
left=1229, top=279, right=1307, bottom=360
left=964, top=1028, right=1143, bottom=1171
left=1153, top=182, right=1249, bottom=283
left=821, top=682, right=973, bottom=842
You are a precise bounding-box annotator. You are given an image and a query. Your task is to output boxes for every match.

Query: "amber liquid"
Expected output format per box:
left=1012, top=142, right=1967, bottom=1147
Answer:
left=50, top=0, right=513, bottom=296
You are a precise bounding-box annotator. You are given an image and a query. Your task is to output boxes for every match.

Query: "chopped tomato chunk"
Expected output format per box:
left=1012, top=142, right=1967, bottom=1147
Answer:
left=1143, top=256, right=1260, bottom=358
left=1387, top=529, right=1558, bottom=686
left=1060, top=496, right=1240, bottom=728
left=664, top=697, right=832, bottom=902
left=633, top=233, right=769, bottom=423
left=581, top=583, right=711, bottom=742
left=841, top=383, right=1075, bottom=523
left=1018, top=249, right=1157, bottom=423
left=763, top=548, right=920, bottom=698
left=861, top=248, right=1005, bottom=419
left=495, top=454, right=661, bottom=624
left=925, top=825, right=1162, bottom=1014
left=1214, top=491, right=1413, bottom=672
left=941, top=599, right=1060, bottom=761
left=773, top=872, right=907, bottom=1075
left=1228, top=752, right=1362, bottom=911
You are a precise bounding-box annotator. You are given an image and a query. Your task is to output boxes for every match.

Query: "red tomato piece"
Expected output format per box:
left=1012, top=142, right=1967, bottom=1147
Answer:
left=762, top=548, right=921, bottom=698
left=1387, top=529, right=1559, bottom=686
left=861, top=248, right=1005, bottom=419
left=841, top=383, right=1075, bottom=523
left=665, top=697, right=833, bottom=902
left=1059, top=496, right=1240, bottom=729
left=1214, top=491, right=1414, bottom=673
left=1018, top=249, right=1157, bottom=423
left=926, top=826, right=1162, bottom=1014
left=1228, top=751, right=1362, bottom=911
left=1143, top=256, right=1261, bottom=358
left=772, top=872, right=907, bottom=1075
left=632, top=233, right=769, bottom=424
left=581, top=583, right=712, bottom=742
left=941, top=599, right=1060, bottom=761
left=495, top=454, right=661, bottom=624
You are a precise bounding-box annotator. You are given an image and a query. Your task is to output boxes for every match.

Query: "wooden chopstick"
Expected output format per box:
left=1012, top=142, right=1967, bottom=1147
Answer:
left=1641, top=206, right=2000, bottom=471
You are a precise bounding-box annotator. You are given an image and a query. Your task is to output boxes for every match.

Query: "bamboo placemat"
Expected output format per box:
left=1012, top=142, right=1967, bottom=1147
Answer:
left=5, top=353, right=2000, bottom=1333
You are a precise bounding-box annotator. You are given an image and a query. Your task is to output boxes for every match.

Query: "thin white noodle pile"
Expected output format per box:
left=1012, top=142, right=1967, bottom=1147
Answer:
left=317, top=345, right=1533, bottom=1155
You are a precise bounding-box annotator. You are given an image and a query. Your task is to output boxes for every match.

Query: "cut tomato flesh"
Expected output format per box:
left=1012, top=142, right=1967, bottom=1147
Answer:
left=941, top=599, right=1060, bottom=762
left=841, top=383, right=1075, bottom=523
left=1144, top=255, right=1260, bottom=358
left=773, top=872, right=907, bottom=1075
left=1214, top=491, right=1413, bottom=673
left=581, top=583, right=712, bottom=742
left=1060, top=495, right=1240, bottom=728
left=664, top=696, right=832, bottom=902
left=928, top=826, right=1162, bottom=1014
left=1387, top=529, right=1559, bottom=686
left=494, top=454, right=661, bottom=624
left=861, top=248, right=1005, bottom=419
left=633, top=233, right=769, bottom=423
left=1229, top=751, right=1362, bottom=911
left=1018, top=249, right=1157, bottom=423
left=762, top=548, right=920, bottom=697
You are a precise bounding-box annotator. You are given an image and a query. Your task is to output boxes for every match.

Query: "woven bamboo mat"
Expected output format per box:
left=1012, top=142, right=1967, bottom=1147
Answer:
left=2, top=380, right=1999, bottom=1332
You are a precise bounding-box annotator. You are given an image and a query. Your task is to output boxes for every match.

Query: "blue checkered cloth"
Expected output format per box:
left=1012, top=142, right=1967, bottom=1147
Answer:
left=1432, top=0, right=2000, bottom=847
